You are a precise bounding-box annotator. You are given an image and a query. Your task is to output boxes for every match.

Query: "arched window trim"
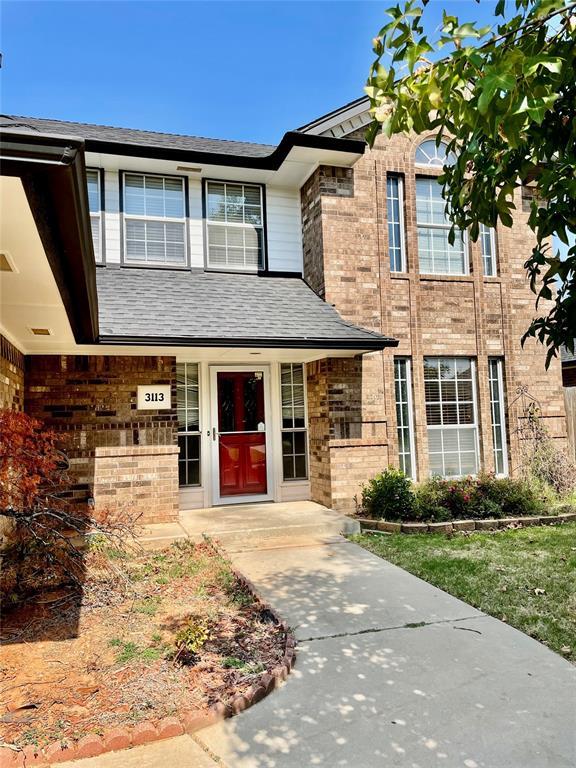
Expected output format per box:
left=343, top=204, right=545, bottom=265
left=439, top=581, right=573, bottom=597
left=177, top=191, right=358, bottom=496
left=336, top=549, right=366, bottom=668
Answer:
left=415, top=138, right=455, bottom=167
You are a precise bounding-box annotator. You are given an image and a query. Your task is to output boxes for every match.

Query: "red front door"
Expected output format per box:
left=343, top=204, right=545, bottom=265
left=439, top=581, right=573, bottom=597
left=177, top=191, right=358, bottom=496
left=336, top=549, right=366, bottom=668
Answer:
left=217, top=371, right=267, bottom=497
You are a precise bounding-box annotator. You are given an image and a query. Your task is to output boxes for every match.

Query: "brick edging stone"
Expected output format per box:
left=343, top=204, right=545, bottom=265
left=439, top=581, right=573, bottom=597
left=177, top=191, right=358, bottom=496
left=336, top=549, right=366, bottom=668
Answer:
left=0, top=546, right=295, bottom=768
left=356, top=511, right=576, bottom=534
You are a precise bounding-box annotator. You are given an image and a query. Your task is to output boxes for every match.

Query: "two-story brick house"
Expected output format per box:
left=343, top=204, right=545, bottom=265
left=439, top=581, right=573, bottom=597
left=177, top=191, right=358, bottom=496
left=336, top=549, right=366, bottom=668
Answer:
left=0, top=98, right=567, bottom=522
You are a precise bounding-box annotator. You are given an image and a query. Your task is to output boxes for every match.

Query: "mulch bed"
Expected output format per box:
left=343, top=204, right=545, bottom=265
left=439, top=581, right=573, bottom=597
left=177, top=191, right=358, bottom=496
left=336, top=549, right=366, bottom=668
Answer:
left=0, top=540, right=287, bottom=751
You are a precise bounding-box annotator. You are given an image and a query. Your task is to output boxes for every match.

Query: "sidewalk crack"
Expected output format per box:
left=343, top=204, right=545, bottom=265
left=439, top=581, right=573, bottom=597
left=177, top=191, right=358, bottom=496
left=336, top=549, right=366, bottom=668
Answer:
left=299, top=614, right=485, bottom=643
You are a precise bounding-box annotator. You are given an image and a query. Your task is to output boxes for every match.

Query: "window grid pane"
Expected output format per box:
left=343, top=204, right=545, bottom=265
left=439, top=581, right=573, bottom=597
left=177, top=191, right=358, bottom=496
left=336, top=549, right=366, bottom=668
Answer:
left=489, top=358, right=508, bottom=476
left=387, top=176, right=405, bottom=272
left=416, top=178, right=467, bottom=275
left=394, top=358, right=416, bottom=478
left=176, top=363, right=201, bottom=487
left=481, top=224, right=497, bottom=276
left=124, top=174, right=186, bottom=265
left=424, top=357, right=479, bottom=478
left=206, top=182, right=264, bottom=270
left=280, top=363, right=308, bottom=480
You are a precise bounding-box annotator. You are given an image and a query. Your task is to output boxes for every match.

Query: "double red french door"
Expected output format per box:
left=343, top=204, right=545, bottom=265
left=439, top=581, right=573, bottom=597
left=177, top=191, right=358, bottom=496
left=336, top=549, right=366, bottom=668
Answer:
left=215, top=370, right=267, bottom=498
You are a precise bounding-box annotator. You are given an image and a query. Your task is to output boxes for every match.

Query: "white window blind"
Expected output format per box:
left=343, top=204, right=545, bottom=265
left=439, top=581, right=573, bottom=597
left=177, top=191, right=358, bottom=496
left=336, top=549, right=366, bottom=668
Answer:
left=424, top=357, right=479, bottom=477
left=123, top=174, right=186, bottom=265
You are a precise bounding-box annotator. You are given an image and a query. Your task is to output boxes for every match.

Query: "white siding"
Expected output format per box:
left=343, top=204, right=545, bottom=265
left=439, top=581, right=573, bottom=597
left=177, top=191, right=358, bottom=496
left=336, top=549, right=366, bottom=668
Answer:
left=103, top=171, right=121, bottom=264
left=97, top=167, right=302, bottom=273
left=188, top=178, right=204, bottom=268
left=266, top=187, right=303, bottom=273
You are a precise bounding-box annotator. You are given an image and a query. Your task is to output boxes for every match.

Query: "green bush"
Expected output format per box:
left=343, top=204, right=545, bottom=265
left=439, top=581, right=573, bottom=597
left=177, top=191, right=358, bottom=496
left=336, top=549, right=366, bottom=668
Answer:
left=415, top=474, right=546, bottom=522
left=362, top=469, right=549, bottom=522
left=361, top=468, right=416, bottom=520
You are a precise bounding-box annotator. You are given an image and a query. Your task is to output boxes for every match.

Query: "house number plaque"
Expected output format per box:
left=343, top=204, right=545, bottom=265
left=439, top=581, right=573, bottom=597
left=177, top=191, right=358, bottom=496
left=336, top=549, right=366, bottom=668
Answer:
left=137, top=385, right=172, bottom=410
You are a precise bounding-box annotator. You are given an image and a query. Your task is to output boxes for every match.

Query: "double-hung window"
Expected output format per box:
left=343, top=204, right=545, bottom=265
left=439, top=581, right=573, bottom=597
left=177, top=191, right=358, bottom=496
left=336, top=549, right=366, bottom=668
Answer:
left=387, top=175, right=406, bottom=272
left=280, top=363, right=308, bottom=481
left=488, top=358, right=508, bottom=476
left=87, top=169, right=103, bottom=262
left=480, top=224, right=497, bottom=276
left=424, top=357, right=479, bottom=477
left=416, top=178, right=467, bottom=275
left=205, top=182, right=264, bottom=270
left=123, top=173, right=187, bottom=265
left=176, top=363, right=201, bottom=486
left=394, top=358, right=416, bottom=478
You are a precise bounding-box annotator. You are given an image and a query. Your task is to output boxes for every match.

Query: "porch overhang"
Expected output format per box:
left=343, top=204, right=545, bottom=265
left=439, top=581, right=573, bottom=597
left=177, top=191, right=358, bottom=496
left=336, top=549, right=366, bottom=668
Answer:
left=0, top=129, right=99, bottom=349
left=95, top=267, right=397, bottom=354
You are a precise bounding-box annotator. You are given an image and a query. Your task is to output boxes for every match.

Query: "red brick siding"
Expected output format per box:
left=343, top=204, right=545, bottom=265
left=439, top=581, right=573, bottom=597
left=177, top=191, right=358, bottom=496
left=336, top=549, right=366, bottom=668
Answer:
left=24, top=355, right=178, bottom=522
left=301, top=133, right=567, bottom=511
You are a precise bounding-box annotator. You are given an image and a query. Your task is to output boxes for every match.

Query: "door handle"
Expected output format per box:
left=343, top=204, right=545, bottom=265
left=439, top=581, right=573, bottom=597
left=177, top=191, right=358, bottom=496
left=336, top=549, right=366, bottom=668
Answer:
left=212, top=427, right=216, bottom=441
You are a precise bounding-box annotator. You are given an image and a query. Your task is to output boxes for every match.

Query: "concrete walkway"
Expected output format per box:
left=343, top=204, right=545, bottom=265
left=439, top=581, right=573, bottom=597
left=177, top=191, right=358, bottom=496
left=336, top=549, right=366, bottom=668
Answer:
left=195, top=537, right=576, bottom=768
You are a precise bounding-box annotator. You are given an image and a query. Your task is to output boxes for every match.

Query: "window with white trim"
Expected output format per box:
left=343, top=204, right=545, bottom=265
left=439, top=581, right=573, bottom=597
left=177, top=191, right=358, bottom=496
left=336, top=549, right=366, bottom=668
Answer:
left=123, top=173, right=187, bottom=265
left=416, top=178, right=467, bottom=275
left=480, top=224, right=497, bottom=276
left=280, top=363, right=308, bottom=480
left=488, top=358, right=508, bottom=476
left=87, top=169, right=103, bottom=262
left=424, top=357, right=479, bottom=477
left=415, top=139, right=456, bottom=167
left=387, top=175, right=406, bottom=272
left=394, top=358, right=416, bottom=478
left=205, top=181, right=264, bottom=270
left=176, top=363, right=201, bottom=486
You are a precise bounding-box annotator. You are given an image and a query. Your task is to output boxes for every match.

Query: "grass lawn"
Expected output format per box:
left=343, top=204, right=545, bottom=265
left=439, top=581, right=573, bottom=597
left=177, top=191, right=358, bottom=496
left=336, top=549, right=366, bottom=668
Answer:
left=352, top=523, right=576, bottom=661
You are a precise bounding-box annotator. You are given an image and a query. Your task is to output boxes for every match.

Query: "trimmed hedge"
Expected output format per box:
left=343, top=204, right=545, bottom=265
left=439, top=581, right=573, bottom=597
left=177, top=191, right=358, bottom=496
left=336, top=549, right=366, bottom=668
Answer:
left=361, top=469, right=546, bottom=522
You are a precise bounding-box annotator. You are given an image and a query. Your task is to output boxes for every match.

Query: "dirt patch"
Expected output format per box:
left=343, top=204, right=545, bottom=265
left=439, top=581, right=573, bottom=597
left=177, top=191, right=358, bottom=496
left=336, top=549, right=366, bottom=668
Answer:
left=0, top=541, right=286, bottom=749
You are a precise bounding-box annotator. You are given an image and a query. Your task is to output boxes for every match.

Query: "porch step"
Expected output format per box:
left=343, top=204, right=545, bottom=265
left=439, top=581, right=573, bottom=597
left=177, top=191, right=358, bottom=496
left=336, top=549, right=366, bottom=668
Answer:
left=179, top=501, right=360, bottom=550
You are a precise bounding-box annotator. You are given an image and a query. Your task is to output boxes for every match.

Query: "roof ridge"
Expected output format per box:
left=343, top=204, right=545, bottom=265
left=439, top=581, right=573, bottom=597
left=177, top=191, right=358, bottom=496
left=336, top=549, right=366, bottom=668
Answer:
left=3, top=114, right=277, bottom=149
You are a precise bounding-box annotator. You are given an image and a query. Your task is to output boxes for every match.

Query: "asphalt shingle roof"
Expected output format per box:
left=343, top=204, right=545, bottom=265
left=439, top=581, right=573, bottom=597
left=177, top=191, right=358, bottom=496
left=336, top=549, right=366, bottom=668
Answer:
left=1, top=115, right=277, bottom=158
left=96, top=268, right=394, bottom=349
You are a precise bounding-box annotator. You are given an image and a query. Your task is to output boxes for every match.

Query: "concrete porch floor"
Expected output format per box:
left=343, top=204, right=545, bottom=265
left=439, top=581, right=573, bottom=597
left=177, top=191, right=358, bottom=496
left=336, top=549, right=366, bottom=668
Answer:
left=139, top=501, right=360, bottom=550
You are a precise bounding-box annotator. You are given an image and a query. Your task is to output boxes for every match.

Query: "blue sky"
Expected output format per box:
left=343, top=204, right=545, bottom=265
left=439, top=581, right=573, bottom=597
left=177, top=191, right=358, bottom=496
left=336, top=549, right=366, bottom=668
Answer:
left=1, top=0, right=497, bottom=144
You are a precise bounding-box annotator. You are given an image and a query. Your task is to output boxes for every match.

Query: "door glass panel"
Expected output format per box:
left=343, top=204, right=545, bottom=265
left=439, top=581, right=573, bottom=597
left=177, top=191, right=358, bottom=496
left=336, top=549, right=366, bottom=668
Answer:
left=218, top=376, right=237, bottom=433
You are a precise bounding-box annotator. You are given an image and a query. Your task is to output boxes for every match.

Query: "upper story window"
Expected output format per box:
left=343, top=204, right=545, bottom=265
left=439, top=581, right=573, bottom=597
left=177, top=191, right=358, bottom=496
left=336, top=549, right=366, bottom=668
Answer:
left=480, top=224, right=497, bottom=276
left=416, top=178, right=467, bottom=275
left=415, top=139, right=456, bottom=167
left=205, top=181, right=264, bottom=271
left=387, top=175, right=406, bottom=272
left=123, top=173, right=187, bottom=266
left=87, top=169, right=103, bottom=263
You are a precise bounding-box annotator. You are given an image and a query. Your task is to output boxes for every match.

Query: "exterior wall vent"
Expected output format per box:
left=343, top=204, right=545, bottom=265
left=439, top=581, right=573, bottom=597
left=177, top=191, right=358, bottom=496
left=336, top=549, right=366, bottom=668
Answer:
left=30, top=327, right=52, bottom=336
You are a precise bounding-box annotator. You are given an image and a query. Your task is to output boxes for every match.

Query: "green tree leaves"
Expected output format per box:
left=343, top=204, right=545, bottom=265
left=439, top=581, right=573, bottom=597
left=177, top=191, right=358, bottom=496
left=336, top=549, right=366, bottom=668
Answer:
left=366, top=0, right=576, bottom=365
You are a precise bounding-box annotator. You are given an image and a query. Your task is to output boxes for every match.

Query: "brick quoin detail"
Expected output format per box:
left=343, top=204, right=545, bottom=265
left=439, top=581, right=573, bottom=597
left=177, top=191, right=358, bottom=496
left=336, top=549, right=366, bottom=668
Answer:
left=301, top=133, right=567, bottom=513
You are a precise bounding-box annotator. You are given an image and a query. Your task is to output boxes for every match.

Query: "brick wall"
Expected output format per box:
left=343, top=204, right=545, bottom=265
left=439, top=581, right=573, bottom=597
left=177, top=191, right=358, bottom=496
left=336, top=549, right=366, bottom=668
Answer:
left=25, top=355, right=178, bottom=523
left=301, top=131, right=567, bottom=511
left=0, top=334, right=25, bottom=411
left=93, top=446, right=179, bottom=525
